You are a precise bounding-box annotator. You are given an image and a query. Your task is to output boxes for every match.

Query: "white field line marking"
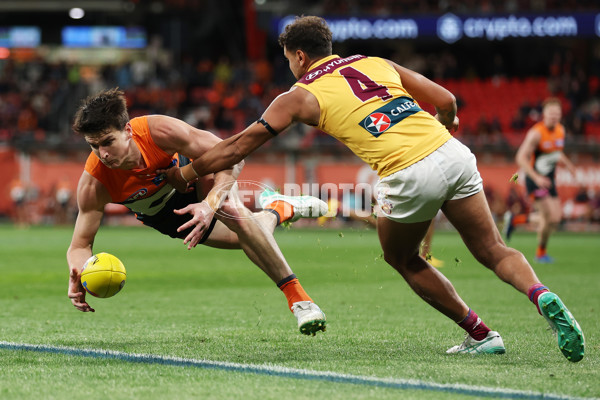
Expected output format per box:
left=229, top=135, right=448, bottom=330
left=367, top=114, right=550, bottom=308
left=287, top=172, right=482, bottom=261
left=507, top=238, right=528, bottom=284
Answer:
left=0, top=341, right=595, bottom=400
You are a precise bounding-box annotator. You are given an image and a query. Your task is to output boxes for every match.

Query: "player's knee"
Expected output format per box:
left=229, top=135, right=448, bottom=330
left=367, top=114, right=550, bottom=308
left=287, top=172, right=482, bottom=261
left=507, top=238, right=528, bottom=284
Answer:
left=216, top=202, right=252, bottom=231
left=383, top=251, right=420, bottom=273
left=480, top=243, right=521, bottom=271
left=549, top=213, right=561, bottom=225
left=470, top=240, right=507, bottom=269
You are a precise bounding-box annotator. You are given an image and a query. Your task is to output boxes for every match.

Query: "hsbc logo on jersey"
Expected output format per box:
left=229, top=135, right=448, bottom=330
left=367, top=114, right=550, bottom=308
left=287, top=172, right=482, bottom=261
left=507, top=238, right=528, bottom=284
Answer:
left=359, top=96, right=422, bottom=137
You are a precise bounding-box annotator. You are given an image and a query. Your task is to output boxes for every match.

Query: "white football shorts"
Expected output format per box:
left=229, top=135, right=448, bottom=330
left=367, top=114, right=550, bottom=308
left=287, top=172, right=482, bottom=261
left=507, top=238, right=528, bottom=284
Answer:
left=375, top=138, right=482, bottom=223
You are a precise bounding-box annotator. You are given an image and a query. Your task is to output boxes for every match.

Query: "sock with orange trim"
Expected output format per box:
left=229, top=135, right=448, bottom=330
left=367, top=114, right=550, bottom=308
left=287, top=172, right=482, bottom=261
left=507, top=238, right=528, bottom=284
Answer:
left=536, top=245, right=547, bottom=258
left=277, top=274, right=312, bottom=311
left=264, top=201, right=294, bottom=225
left=512, top=214, right=528, bottom=225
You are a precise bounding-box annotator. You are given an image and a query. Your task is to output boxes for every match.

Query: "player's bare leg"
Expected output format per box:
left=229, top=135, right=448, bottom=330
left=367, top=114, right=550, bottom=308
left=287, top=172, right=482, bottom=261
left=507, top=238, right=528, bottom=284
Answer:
left=442, top=191, right=540, bottom=293
left=534, top=197, right=561, bottom=263
left=442, top=191, right=584, bottom=361
left=376, top=212, right=504, bottom=354
left=204, top=187, right=326, bottom=335
left=376, top=216, right=469, bottom=321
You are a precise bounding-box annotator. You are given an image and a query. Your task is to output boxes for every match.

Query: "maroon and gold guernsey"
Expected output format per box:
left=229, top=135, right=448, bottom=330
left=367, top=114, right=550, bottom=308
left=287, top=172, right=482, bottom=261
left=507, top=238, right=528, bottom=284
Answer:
left=84, top=116, right=179, bottom=216
left=294, top=54, right=452, bottom=177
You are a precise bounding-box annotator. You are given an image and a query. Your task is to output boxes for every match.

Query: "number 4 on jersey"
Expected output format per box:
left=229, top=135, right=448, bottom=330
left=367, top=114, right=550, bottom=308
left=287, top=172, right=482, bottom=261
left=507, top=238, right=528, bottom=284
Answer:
left=340, top=66, right=392, bottom=102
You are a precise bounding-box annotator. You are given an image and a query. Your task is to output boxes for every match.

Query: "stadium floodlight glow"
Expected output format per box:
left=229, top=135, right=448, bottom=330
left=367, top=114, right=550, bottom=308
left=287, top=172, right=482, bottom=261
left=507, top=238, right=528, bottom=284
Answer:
left=69, top=8, right=85, bottom=20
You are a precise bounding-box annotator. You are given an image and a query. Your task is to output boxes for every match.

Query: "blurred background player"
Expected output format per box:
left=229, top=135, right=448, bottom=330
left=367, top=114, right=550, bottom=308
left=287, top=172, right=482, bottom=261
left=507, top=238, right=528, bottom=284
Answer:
left=505, top=98, right=577, bottom=263
left=9, top=179, right=28, bottom=228
left=55, top=178, right=73, bottom=225
left=163, top=16, right=584, bottom=362
left=337, top=194, right=444, bottom=268
left=420, top=220, right=444, bottom=268
left=66, top=88, right=328, bottom=335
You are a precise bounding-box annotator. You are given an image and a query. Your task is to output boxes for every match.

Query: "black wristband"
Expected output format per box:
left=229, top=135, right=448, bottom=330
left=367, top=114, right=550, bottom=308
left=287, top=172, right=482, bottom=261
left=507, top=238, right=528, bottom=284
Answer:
left=257, top=118, right=279, bottom=136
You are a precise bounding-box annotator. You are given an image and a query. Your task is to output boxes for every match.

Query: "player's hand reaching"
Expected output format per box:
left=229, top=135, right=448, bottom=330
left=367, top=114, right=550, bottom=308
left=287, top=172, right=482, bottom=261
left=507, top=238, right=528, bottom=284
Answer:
left=68, top=268, right=95, bottom=312
left=175, top=200, right=216, bottom=250
left=436, top=114, right=460, bottom=133
left=157, top=166, right=196, bottom=193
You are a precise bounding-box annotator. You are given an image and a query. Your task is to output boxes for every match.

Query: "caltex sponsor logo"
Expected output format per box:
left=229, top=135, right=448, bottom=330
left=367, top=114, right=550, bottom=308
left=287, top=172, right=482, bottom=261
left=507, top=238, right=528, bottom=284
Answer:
left=364, top=112, right=391, bottom=135
left=358, top=96, right=423, bottom=138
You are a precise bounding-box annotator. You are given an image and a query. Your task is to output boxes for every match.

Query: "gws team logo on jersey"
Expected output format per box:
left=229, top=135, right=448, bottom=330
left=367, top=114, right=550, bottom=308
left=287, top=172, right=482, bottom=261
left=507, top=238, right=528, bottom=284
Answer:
left=541, top=138, right=564, bottom=150
left=359, top=96, right=422, bottom=137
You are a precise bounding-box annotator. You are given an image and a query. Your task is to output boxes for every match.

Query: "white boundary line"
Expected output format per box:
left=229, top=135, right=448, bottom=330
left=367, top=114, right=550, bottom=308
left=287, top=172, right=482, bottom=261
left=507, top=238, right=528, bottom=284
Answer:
left=0, top=341, right=595, bottom=400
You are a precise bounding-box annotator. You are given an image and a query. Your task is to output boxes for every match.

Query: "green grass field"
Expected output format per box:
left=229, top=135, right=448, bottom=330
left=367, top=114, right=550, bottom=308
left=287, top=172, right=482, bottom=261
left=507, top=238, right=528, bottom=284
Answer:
left=0, top=224, right=598, bottom=399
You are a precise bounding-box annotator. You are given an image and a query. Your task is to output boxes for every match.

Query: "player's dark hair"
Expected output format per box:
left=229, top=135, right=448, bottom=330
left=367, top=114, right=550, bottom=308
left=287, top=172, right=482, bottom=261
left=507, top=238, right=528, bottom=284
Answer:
left=278, top=16, right=332, bottom=58
left=72, top=88, right=129, bottom=137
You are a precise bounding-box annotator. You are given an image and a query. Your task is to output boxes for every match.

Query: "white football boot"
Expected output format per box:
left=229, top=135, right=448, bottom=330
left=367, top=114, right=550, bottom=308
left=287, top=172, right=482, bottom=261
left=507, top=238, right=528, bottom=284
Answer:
left=446, top=331, right=506, bottom=355
left=291, top=301, right=327, bottom=336
left=259, top=189, right=328, bottom=222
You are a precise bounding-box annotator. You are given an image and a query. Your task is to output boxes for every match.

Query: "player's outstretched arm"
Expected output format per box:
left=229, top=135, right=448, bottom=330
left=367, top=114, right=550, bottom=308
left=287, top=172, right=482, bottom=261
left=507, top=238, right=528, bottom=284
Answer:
left=148, top=115, right=249, bottom=246
left=150, top=115, right=244, bottom=194
left=171, top=124, right=272, bottom=188
left=386, top=60, right=459, bottom=132
left=177, top=87, right=313, bottom=181
left=158, top=87, right=315, bottom=190
left=66, top=172, right=110, bottom=312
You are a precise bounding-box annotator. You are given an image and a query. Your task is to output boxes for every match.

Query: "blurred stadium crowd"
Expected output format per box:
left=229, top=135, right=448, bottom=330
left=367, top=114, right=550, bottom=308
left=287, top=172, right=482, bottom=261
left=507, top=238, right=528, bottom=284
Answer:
left=2, top=45, right=600, bottom=152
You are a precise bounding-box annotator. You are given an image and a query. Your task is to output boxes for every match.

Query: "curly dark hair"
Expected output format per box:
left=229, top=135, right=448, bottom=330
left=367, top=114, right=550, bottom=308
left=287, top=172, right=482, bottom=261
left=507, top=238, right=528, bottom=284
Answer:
left=278, top=16, right=332, bottom=59
left=72, top=88, right=129, bottom=137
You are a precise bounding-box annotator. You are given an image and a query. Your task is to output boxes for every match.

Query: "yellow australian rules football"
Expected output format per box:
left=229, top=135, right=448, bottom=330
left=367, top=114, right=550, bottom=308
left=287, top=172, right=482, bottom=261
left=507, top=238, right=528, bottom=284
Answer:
left=81, top=252, right=126, bottom=298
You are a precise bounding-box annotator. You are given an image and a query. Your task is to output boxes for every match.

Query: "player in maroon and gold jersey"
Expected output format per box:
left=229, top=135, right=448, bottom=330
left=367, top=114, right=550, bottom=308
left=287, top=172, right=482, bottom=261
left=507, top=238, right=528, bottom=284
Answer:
left=163, top=17, right=584, bottom=362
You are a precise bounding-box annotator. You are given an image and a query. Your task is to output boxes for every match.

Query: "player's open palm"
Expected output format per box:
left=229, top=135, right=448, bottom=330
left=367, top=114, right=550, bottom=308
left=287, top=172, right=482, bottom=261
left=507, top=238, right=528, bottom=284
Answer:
left=68, top=268, right=95, bottom=312
left=175, top=201, right=215, bottom=249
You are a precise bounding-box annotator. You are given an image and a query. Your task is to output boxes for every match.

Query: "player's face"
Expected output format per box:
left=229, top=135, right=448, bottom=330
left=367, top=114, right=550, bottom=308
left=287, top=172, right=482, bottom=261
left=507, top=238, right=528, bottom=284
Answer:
left=543, top=104, right=562, bottom=128
left=85, top=125, right=133, bottom=169
left=284, top=46, right=303, bottom=80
